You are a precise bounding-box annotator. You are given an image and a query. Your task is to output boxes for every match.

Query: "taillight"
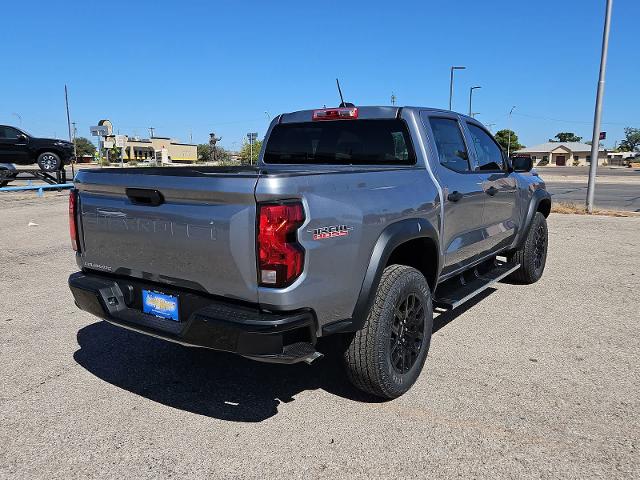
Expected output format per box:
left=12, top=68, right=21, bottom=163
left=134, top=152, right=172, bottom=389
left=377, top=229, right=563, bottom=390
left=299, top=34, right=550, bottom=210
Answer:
left=257, top=202, right=305, bottom=287
left=312, top=107, right=358, bottom=121
left=69, top=189, right=79, bottom=251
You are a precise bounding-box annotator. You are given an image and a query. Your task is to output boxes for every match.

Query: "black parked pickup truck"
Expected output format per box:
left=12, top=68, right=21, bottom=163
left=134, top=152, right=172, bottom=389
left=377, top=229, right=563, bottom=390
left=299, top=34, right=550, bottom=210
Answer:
left=0, top=125, right=74, bottom=171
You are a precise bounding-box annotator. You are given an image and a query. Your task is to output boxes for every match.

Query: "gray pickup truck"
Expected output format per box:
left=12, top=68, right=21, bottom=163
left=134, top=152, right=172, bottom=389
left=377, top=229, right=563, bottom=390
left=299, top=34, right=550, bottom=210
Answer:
left=68, top=106, right=550, bottom=398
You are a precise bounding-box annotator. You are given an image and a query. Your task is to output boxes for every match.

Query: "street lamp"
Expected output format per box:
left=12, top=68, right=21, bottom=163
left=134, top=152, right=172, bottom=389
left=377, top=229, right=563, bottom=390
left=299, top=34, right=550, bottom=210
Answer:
left=507, top=106, right=516, bottom=157
left=468, top=86, right=481, bottom=116
left=449, top=66, right=466, bottom=111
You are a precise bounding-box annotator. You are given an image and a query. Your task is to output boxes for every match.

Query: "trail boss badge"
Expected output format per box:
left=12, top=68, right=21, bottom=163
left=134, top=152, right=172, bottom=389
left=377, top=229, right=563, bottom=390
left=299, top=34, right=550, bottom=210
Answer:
left=309, top=224, right=353, bottom=240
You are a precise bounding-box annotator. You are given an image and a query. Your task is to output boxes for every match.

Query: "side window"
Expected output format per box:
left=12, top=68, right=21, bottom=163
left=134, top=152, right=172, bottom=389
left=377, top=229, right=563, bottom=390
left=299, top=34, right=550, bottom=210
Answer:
left=0, top=127, right=20, bottom=139
left=467, top=124, right=505, bottom=171
left=428, top=118, right=470, bottom=172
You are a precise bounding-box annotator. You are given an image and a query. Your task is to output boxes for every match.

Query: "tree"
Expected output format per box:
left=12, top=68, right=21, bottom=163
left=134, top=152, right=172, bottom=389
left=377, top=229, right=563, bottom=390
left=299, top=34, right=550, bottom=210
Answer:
left=549, top=132, right=582, bottom=143
left=197, top=143, right=233, bottom=164
left=239, top=139, right=262, bottom=164
left=618, top=127, right=640, bottom=152
left=197, top=144, right=212, bottom=162
left=494, top=129, right=524, bottom=154
left=74, top=137, right=96, bottom=157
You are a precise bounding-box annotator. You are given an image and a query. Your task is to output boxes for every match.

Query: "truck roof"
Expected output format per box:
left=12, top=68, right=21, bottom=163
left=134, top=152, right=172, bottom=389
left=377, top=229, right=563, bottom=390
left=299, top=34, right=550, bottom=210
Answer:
left=279, top=106, right=476, bottom=124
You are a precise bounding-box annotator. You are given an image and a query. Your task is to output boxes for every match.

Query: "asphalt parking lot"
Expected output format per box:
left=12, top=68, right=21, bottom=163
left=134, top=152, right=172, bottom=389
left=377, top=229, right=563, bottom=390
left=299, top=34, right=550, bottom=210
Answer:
left=1, top=193, right=639, bottom=479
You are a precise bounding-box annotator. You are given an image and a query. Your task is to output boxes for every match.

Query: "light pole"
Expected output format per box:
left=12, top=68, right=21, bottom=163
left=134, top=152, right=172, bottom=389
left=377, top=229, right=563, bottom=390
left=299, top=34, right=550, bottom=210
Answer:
left=507, top=106, right=516, bottom=157
left=449, top=66, right=466, bottom=111
left=468, top=86, right=481, bottom=116
left=587, top=0, right=613, bottom=214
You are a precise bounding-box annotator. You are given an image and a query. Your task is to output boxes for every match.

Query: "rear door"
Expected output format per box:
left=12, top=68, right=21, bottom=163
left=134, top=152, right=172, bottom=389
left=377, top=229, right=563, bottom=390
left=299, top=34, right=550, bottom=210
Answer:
left=421, top=113, right=487, bottom=275
left=463, top=121, right=518, bottom=253
left=76, top=169, right=260, bottom=302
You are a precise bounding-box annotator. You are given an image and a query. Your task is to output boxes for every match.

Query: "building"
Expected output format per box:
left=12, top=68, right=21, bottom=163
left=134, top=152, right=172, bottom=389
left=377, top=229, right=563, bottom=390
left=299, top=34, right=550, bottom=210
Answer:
left=103, top=135, right=197, bottom=163
left=515, top=142, right=607, bottom=167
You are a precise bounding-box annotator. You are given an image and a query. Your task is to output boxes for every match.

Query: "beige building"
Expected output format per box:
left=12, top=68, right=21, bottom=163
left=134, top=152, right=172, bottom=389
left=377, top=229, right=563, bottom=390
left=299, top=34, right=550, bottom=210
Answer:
left=104, top=135, right=197, bottom=163
left=515, top=142, right=607, bottom=167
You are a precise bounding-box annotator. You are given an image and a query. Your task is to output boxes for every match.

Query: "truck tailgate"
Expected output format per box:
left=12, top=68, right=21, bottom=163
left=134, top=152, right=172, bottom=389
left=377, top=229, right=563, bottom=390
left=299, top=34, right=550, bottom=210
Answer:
left=75, top=168, right=259, bottom=303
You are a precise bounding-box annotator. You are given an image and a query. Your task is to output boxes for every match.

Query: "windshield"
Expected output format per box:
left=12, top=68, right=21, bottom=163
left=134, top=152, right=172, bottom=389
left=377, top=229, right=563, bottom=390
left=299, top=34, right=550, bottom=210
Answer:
left=264, top=119, right=416, bottom=165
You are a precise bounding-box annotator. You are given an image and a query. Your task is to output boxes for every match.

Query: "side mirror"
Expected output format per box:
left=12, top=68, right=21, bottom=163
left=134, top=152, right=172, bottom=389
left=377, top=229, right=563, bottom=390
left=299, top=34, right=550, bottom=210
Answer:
left=17, top=133, right=28, bottom=142
left=512, top=156, right=533, bottom=172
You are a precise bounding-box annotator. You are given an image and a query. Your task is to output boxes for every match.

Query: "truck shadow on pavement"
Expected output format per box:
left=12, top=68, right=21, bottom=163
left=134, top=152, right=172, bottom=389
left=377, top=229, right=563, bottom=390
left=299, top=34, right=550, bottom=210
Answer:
left=73, top=291, right=492, bottom=423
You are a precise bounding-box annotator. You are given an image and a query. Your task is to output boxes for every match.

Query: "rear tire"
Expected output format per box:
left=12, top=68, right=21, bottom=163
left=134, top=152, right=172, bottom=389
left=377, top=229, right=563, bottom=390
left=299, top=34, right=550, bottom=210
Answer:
left=507, top=211, right=548, bottom=284
left=37, top=152, right=61, bottom=172
left=343, top=265, right=433, bottom=399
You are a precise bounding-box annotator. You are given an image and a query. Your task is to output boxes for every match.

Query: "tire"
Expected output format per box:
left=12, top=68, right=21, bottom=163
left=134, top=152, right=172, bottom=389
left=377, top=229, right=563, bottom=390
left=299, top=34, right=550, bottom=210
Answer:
left=344, top=265, right=433, bottom=399
left=37, top=152, right=62, bottom=172
left=507, top=211, right=548, bottom=284
left=0, top=168, right=13, bottom=187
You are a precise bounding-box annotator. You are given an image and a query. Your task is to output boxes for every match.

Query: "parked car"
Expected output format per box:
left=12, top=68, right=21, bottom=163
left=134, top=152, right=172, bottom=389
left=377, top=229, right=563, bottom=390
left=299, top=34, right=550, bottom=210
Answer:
left=68, top=105, right=551, bottom=398
left=0, top=162, right=18, bottom=187
left=0, top=125, right=74, bottom=171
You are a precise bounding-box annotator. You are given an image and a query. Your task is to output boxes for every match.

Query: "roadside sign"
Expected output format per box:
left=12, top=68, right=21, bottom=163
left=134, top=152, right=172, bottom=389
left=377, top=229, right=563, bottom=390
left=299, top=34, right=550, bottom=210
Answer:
left=103, top=141, right=114, bottom=149
left=90, top=126, right=109, bottom=136
left=115, top=135, right=128, bottom=148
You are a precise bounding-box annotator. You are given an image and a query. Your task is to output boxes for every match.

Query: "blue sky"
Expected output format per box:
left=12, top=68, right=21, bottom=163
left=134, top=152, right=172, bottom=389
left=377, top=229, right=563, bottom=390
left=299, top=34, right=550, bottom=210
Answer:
left=2, top=0, right=638, bottom=150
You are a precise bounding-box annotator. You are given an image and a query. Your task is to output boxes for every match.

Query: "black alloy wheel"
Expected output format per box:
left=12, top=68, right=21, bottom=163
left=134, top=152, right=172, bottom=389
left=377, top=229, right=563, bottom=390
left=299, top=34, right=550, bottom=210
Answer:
left=390, top=293, right=426, bottom=374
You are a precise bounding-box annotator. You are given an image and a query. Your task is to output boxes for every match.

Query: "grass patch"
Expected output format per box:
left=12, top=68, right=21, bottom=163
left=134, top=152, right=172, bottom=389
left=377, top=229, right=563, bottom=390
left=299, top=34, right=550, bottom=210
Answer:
left=551, top=202, right=638, bottom=217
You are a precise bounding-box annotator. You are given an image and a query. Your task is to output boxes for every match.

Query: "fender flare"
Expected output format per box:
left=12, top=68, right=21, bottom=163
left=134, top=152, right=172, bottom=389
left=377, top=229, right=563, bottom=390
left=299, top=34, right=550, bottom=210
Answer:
left=323, top=218, right=440, bottom=335
left=511, top=188, right=551, bottom=250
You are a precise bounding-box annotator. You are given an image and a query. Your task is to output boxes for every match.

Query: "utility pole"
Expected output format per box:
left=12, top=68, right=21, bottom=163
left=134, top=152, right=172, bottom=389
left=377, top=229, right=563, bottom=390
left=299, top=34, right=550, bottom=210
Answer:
left=64, top=85, right=76, bottom=176
left=71, top=122, right=78, bottom=167
left=507, top=106, right=516, bottom=157
left=449, top=66, right=466, bottom=111
left=468, top=86, right=481, bottom=116
left=391, top=93, right=396, bottom=106
left=148, top=127, right=155, bottom=138
left=587, top=0, right=613, bottom=214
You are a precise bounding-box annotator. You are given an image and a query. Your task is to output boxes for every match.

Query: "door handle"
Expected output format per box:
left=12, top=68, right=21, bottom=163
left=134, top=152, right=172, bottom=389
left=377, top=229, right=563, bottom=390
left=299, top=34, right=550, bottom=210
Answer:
left=125, top=188, right=164, bottom=206
left=447, top=191, right=464, bottom=202
left=485, top=186, right=499, bottom=196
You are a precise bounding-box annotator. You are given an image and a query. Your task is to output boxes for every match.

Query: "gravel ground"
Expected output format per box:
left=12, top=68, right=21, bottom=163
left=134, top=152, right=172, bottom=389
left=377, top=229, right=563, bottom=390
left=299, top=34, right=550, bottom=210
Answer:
left=1, top=193, right=638, bottom=479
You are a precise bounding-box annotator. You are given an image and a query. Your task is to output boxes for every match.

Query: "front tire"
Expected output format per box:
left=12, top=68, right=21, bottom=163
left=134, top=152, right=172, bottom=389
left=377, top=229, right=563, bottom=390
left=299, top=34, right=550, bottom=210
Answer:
left=37, top=152, right=61, bottom=172
left=344, top=265, right=433, bottom=399
left=507, top=211, right=548, bottom=284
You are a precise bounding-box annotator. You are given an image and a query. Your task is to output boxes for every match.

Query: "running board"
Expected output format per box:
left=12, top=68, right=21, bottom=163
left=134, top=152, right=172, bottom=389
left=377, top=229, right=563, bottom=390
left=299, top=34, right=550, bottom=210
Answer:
left=433, top=260, right=520, bottom=310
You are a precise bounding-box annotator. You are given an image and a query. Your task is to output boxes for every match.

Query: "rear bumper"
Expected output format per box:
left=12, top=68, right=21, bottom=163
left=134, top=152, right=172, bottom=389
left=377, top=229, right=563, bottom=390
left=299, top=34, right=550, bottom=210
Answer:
left=68, top=272, right=319, bottom=363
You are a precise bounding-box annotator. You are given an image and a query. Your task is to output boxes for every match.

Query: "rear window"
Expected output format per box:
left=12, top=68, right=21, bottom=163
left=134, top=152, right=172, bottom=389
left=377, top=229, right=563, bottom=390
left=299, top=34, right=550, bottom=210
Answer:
left=264, top=119, right=416, bottom=165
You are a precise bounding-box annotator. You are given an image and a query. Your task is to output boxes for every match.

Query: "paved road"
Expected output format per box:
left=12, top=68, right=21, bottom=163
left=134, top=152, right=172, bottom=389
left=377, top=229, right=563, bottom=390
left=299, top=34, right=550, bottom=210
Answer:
left=545, top=180, right=640, bottom=212
left=539, top=166, right=640, bottom=179
left=1, top=194, right=638, bottom=479
left=536, top=167, right=640, bottom=211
